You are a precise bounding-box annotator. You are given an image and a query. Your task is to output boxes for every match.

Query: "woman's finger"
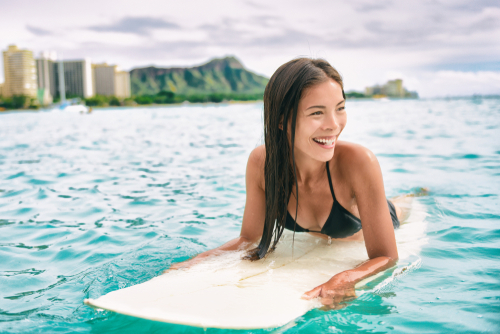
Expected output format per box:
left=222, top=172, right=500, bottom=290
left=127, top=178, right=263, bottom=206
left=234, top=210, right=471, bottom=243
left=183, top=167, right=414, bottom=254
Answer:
left=345, top=288, right=357, bottom=298
left=301, top=285, right=322, bottom=299
left=320, top=295, right=334, bottom=306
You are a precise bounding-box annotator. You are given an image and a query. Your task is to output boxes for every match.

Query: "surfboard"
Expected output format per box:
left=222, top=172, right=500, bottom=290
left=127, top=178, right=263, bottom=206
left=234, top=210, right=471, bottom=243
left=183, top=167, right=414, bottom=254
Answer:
left=84, top=199, right=428, bottom=329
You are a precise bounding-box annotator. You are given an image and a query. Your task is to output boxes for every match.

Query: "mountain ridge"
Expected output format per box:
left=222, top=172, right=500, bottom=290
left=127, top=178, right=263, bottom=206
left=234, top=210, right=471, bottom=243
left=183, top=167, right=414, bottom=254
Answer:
left=130, top=56, right=268, bottom=96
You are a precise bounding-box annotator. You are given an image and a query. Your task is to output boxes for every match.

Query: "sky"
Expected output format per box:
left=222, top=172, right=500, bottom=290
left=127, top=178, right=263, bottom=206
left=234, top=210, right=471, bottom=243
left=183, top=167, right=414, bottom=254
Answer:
left=1, top=0, right=499, bottom=97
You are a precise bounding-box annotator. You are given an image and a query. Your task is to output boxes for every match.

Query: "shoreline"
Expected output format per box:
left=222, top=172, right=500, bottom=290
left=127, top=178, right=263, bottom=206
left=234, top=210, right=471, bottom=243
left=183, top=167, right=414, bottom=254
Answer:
left=0, top=99, right=265, bottom=113
left=2, top=95, right=500, bottom=113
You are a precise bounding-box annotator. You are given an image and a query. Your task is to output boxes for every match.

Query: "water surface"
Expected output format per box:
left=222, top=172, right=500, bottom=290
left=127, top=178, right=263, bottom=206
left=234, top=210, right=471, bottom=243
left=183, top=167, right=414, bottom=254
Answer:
left=0, top=98, right=499, bottom=333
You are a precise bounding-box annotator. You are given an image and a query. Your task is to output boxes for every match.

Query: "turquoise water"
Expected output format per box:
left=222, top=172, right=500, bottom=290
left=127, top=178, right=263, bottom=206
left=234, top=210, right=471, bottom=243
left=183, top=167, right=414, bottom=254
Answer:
left=0, top=98, right=499, bottom=333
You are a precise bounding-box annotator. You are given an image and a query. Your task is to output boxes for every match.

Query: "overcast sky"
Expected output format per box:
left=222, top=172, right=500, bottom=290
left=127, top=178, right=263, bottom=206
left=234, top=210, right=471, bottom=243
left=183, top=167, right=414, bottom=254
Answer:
left=1, top=0, right=499, bottom=97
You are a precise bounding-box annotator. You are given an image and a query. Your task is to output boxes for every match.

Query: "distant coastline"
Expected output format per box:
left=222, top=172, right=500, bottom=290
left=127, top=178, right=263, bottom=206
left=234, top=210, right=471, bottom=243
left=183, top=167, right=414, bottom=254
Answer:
left=3, top=94, right=499, bottom=113
left=9, top=53, right=500, bottom=112
left=0, top=56, right=268, bottom=111
left=345, top=79, right=418, bottom=100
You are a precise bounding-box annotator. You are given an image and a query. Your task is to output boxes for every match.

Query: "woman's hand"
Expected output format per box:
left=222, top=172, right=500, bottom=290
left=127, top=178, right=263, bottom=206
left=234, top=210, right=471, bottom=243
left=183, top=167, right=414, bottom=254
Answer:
left=163, top=251, right=214, bottom=274
left=302, top=272, right=357, bottom=310
left=163, top=258, right=199, bottom=273
left=162, top=236, right=257, bottom=274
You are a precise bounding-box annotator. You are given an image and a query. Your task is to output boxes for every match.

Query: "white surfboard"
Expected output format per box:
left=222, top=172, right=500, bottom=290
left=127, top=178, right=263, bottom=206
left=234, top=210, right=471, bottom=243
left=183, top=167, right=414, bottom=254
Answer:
left=84, top=199, right=428, bottom=329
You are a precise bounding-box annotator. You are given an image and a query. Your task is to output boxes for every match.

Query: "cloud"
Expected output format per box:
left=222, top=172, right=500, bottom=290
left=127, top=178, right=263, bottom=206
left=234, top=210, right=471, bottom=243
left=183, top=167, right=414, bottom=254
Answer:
left=444, top=0, right=500, bottom=12
left=244, top=1, right=268, bottom=9
left=352, top=0, right=393, bottom=12
left=247, top=15, right=282, bottom=28
left=415, top=70, right=500, bottom=97
left=3, top=0, right=500, bottom=95
left=26, top=25, right=52, bottom=36
left=88, top=17, right=180, bottom=36
left=197, top=17, right=322, bottom=49
left=71, top=40, right=208, bottom=68
left=248, top=29, right=323, bottom=48
left=426, top=61, right=500, bottom=72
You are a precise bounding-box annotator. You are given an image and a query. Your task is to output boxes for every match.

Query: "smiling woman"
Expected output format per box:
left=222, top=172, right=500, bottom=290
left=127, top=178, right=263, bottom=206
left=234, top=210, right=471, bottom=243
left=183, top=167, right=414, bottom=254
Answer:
left=167, top=58, right=404, bottom=307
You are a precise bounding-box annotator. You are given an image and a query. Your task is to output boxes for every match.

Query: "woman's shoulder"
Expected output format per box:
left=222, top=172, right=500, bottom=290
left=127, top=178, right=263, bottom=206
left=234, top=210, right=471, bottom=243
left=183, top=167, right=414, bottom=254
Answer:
left=248, top=145, right=266, bottom=167
left=247, top=145, right=266, bottom=189
left=334, top=141, right=379, bottom=175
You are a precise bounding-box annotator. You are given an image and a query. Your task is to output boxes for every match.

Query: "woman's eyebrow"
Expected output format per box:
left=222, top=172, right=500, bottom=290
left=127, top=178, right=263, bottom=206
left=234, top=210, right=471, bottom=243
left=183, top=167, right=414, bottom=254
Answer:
left=306, top=105, right=326, bottom=110
left=305, top=100, right=345, bottom=110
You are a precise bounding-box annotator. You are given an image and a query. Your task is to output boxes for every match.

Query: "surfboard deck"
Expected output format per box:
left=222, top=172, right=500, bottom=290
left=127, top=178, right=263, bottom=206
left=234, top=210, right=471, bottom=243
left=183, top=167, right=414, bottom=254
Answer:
left=84, top=199, right=428, bottom=329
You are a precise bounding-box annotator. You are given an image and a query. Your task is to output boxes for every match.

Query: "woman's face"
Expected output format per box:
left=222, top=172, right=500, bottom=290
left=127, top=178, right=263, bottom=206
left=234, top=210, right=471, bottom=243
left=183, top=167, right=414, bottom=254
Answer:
left=292, top=78, right=346, bottom=162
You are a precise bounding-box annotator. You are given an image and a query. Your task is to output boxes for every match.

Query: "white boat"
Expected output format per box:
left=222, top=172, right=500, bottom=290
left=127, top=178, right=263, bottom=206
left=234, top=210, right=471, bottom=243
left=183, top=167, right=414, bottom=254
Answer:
left=58, top=101, right=89, bottom=113
left=44, top=100, right=89, bottom=113
left=62, top=104, right=88, bottom=113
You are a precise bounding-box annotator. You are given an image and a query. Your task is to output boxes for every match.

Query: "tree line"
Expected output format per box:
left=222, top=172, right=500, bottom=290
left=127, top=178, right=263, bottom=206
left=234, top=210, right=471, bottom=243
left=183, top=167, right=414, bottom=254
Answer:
left=0, top=91, right=265, bottom=110
left=84, top=91, right=264, bottom=107
left=0, top=95, right=38, bottom=110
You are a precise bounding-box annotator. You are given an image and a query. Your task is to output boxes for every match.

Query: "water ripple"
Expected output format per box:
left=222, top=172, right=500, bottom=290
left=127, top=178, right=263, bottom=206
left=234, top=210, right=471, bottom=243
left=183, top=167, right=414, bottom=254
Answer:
left=0, top=100, right=499, bottom=333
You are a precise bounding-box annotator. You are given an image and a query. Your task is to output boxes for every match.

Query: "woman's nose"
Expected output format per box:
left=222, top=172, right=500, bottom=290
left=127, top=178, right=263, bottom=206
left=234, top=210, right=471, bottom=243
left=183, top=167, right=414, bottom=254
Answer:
left=324, top=112, right=339, bottom=131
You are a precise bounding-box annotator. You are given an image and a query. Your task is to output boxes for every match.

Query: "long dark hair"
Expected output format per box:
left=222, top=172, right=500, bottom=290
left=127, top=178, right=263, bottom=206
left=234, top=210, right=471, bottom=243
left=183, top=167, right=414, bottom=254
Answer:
left=246, top=58, right=345, bottom=261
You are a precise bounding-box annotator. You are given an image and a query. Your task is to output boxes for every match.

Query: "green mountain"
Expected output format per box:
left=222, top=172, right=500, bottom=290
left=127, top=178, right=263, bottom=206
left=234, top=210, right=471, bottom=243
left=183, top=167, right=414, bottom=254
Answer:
left=129, top=56, right=268, bottom=96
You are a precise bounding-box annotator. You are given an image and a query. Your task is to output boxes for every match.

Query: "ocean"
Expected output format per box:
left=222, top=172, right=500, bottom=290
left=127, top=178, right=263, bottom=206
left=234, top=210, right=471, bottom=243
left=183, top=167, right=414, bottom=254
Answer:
left=0, top=98, right=499, bottom=333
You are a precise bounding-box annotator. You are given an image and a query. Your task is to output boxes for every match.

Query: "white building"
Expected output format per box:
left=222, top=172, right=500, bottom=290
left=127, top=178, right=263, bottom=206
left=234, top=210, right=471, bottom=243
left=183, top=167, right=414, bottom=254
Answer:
left=115, top=70, right=131, bottom=98
left=35, top=51, right=57, bottom=105
left=54, top=59, right=93, bottom=98
left=93, top=63, right=130, bottom=98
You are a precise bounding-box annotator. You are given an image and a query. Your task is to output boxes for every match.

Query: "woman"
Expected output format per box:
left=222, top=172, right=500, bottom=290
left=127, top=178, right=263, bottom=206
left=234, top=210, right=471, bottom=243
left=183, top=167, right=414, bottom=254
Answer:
left=168, top=58, right=404, bottom=309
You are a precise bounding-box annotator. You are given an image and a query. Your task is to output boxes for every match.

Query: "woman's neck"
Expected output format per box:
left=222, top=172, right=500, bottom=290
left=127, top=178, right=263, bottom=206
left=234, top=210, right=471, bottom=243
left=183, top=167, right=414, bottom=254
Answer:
left=292, top=150, right=330, bottom=186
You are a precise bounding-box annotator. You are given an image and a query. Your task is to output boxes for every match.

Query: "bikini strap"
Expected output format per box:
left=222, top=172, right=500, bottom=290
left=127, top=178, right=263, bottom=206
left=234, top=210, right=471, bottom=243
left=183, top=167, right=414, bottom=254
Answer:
left=325, top=161, right=336, bottom=200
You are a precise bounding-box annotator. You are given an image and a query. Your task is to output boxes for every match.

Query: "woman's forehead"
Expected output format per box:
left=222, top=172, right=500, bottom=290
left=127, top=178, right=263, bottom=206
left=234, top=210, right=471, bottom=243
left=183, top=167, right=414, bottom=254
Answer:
left=300, top=80, right=344, bottom=108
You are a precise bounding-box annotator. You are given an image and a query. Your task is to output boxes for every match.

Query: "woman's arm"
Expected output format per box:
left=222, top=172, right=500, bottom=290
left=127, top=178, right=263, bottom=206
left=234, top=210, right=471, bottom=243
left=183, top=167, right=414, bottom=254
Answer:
left=302, top=256, right=396, bottom=309
left=303, top=145, right=398, bottom=307
left=166, top=146, right=266, bottom=271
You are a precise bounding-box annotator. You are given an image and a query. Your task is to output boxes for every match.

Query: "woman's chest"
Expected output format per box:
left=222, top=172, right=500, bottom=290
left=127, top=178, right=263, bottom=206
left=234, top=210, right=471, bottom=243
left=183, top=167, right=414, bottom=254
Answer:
left=287, top=178, right=360, bottom=231
left=287, top=184, right=333, bottom=231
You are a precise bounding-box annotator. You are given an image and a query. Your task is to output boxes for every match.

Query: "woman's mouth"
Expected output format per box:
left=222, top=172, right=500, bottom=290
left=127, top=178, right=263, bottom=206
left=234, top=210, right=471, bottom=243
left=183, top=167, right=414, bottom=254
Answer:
left=313, top=137, right=336, bottom=148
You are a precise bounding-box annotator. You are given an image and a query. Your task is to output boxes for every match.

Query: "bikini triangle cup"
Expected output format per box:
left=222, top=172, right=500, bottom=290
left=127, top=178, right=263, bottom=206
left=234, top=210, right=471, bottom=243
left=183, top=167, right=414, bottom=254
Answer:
left=284, top=161, right=400, bottom=238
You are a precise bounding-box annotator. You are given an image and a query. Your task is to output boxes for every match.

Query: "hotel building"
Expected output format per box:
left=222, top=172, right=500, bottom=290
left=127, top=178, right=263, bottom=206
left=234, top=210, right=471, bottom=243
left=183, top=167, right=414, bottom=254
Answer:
left=2, top=45, right=38, bottom=98
left=114, top=70, right=131, bottom=98
left=365, top=79, right=417, bottom=98
left=54, top=59, right=94, bottom=98
left=93, top=63, right=131, bottom=98
left=35, top=51, right=57, bottom=105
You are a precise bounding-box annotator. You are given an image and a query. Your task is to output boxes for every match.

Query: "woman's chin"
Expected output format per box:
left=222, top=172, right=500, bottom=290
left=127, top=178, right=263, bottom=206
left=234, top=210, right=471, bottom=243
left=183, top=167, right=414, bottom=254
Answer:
left=295, top=145, right=335, bottom=162
left=313, top=150, right=335, bottom=162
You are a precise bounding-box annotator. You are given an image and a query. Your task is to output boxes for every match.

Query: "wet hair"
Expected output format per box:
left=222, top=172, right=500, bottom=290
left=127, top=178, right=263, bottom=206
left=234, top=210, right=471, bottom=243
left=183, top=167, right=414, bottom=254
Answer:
left=245, top=58, right=345, bottom=261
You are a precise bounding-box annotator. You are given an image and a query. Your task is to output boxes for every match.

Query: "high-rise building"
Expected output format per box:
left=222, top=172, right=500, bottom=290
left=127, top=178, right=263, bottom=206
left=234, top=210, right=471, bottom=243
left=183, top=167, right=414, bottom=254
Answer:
left=114, top=70, right=131, bottom=98
left=93, top=63, right=131, bottom=98
left=53, top=59, right=93, bottom=98
left=35, top=56, right=94, bottom=101
left=365, top=79, right=418, bottom=98
left=0, top=83, right=3, bottom=96
left=365, top=85, right=382, bottom=96
left=2, top=45, right=38, bottom=98
left=384, top=79, right=404, bottom=98
left=93, top=63, right=116, bottom=96
left=35, top=51, right=57, bottom=105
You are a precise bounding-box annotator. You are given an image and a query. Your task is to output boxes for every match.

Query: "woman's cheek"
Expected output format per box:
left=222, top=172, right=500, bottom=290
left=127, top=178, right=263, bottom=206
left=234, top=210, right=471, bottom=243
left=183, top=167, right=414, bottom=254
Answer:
left=340, top=114, right=347, bottom=128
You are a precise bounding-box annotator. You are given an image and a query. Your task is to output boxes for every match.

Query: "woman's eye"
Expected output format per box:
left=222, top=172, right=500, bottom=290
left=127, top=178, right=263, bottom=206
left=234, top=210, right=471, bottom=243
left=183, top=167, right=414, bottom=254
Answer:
left=337, top=106, right=345, bottom=112
left=310, top=111, right=322, bottom=116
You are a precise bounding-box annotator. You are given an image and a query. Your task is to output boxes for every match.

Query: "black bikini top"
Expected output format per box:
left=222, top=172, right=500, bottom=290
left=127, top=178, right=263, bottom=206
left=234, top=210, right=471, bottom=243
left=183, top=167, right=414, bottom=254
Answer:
left=284, top=161, right=399, bottom=238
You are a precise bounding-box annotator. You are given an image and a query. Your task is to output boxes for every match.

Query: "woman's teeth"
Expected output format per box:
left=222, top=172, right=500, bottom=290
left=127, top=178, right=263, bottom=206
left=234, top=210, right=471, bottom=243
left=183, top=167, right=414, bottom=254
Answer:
left=313, top=138, right=335, bottom=145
